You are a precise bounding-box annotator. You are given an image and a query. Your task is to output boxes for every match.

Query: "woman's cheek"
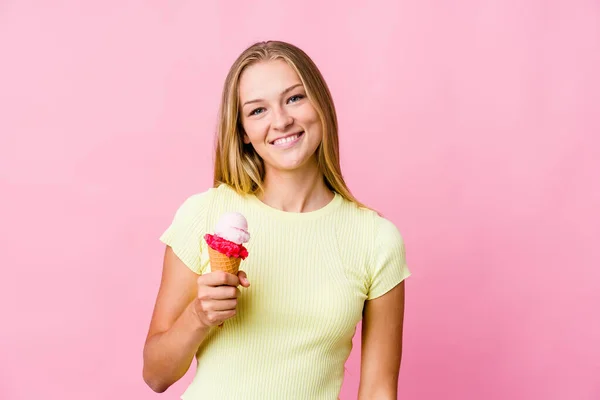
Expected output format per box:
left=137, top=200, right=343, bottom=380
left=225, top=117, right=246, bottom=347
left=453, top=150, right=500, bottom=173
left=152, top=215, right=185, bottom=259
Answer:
left=250, top=122, right=269, bottom=143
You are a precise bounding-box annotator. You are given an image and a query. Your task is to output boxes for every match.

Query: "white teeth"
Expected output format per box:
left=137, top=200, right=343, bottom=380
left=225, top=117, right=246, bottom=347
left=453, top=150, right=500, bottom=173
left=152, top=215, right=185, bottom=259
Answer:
left=273, top=133, right=300, bottom=145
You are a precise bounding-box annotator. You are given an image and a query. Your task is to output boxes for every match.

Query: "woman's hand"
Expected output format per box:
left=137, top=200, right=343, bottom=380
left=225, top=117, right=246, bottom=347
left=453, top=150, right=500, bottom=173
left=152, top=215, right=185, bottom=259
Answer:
left=192, top=270, right=250, bottom=328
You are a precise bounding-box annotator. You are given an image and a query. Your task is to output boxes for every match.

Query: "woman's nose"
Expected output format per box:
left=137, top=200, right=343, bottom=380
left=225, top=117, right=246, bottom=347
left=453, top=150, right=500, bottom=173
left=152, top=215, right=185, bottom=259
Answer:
left=272, top=107, right=293, bottom=131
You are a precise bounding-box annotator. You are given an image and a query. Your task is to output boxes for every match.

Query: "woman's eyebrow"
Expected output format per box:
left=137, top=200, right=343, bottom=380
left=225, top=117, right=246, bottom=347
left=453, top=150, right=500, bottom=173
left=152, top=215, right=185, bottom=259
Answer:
left=242, top=83, right=303, bottom=107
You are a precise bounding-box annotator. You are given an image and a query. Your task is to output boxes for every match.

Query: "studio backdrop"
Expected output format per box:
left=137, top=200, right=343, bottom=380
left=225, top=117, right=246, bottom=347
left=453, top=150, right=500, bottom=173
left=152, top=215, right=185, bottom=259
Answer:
left=0, top=1, right=598, bottom=399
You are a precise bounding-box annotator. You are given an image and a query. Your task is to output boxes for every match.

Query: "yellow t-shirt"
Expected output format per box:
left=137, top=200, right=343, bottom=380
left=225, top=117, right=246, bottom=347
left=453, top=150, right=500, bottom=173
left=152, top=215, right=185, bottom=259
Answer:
left=159, top=184, right=411, bottom=399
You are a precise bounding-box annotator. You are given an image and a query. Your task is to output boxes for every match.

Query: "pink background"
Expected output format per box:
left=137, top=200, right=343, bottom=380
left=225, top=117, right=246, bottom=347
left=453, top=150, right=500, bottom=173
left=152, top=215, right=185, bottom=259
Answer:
left=1, top=1, right=598, bottom=399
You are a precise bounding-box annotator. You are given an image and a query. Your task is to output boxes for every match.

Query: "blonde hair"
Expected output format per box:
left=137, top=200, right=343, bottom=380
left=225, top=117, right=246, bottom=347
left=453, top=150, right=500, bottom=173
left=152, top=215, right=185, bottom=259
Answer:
left=213, top=40, right=366, bottom=208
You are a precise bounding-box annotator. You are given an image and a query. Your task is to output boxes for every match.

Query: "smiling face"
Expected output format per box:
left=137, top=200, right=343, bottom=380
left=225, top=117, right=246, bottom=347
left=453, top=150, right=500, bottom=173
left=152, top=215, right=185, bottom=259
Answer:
left=238, top=59, right=323, bottom=175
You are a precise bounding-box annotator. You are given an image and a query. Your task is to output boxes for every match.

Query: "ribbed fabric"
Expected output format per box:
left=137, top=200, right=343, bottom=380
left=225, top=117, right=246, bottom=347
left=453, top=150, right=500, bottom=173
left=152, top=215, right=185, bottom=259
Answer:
left=159, top=184, right=411, bottom=400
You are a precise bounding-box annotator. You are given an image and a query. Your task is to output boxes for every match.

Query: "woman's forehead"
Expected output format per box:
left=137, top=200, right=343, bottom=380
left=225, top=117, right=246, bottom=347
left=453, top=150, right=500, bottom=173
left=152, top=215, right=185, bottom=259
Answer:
left=238, top=60, right=302, bottom=99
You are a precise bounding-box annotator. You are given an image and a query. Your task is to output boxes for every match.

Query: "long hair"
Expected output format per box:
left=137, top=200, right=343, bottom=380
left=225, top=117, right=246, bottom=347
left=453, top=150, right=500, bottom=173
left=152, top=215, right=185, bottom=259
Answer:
left=213, top=40, right=366, bottom=208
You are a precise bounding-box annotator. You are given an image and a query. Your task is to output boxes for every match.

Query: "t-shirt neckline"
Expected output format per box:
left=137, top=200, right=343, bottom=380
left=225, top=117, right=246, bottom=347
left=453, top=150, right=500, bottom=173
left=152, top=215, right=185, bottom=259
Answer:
left=247, top=191, right=343, bottom=220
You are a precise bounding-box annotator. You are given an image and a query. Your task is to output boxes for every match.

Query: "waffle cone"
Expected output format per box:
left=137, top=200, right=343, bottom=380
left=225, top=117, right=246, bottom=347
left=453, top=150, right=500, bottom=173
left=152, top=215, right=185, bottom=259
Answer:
left=207, top=246, right=241, bottom=275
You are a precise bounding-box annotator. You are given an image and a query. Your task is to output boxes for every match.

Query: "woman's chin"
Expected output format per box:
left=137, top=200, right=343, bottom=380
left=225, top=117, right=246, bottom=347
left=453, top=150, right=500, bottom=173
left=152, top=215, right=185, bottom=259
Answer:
left=266, top=157, right=315, bottom=173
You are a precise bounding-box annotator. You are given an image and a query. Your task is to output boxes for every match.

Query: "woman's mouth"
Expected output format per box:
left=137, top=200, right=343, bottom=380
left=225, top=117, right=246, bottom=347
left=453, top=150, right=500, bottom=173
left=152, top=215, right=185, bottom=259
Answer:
left=270, top=131, right=304, bottom=147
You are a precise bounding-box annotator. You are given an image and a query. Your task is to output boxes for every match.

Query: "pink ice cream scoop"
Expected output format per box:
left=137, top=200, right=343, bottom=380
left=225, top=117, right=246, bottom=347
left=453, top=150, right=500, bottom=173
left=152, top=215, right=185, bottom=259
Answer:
left=213, top=212, right=250, bottom=245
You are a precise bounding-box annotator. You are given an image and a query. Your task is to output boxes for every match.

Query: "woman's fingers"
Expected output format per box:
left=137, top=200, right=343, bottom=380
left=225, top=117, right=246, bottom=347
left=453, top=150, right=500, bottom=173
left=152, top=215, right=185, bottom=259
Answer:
left=200, top=271, right=240, bottom=287
left=237, top=270, right=250, bottom=287
left=198, top=284, right=238, bottom=300
left=204, top=309, right=237, bottom=326
left=202, top=298, right=238, bottom=312
left=193, top=270, right=248, bottom=327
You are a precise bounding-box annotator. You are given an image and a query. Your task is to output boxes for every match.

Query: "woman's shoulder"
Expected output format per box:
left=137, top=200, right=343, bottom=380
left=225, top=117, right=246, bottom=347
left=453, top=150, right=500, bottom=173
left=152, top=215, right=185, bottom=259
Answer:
left=334, top=197, right=409, bottom=290
left=337, top=197, right=405, bottom=244
left=337, top=196, right=389, bottom=223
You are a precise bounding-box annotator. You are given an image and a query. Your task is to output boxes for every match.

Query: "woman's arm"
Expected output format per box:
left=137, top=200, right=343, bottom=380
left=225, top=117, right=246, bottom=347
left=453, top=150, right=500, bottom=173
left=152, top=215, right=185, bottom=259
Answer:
left=143, top=246, right=248, bottom=392
left=142, top=246, right=210, bottom=393
left=358, top=281, right=406, bottom=400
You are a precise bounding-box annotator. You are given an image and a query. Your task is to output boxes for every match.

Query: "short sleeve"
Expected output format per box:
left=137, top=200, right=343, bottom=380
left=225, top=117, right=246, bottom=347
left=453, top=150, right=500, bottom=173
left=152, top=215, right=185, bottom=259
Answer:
left=159, top=190, right=213, bottom=274
left=367, top=216, right=411, bottom=300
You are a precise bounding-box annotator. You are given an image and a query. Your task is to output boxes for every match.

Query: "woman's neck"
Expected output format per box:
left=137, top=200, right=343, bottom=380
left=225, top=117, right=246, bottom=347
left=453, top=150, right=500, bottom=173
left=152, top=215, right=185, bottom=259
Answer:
left=258, top=162, right=334, bottom=213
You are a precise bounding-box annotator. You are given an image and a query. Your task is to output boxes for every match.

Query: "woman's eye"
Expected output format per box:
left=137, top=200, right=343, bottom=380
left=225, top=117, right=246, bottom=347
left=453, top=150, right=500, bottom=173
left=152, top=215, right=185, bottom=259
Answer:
left=288, top=94, right=305, bottom=103
left=248, top=95, right=303, bottom=116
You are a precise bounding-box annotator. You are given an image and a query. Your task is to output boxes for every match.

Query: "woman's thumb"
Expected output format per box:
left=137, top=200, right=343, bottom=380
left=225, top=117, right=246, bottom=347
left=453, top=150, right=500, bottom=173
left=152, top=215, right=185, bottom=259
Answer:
left=237, top=270, right=250, bottom=287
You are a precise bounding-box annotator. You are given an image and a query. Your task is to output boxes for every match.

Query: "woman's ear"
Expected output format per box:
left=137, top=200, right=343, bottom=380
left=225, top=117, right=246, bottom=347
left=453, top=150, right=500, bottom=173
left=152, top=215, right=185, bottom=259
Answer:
left=242, top=132, right=251, bottom=144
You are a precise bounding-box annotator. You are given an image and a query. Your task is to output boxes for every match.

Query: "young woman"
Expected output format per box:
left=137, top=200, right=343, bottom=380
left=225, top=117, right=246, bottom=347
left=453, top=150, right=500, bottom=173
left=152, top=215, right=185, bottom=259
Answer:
left=143, top=40, right=411, bottom=399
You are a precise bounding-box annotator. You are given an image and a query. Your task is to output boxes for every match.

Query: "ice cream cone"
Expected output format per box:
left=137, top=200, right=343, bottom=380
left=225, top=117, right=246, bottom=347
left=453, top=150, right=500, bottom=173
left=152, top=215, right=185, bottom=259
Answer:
left=204, top=212, right=250, bottom=329
left=207, top=247, right=241, bottom=275
left=207, top=247, right=242, bottom=328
